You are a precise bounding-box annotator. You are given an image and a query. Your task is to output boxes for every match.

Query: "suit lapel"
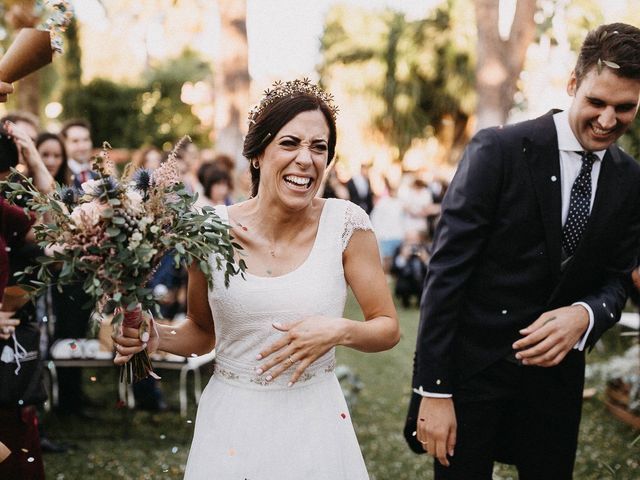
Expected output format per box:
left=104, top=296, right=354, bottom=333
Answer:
left=523, top=114, right=563, bottom=281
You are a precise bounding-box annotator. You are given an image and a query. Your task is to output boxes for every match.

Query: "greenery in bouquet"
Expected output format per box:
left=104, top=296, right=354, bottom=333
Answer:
left=0, top=136, right=245, bottom=383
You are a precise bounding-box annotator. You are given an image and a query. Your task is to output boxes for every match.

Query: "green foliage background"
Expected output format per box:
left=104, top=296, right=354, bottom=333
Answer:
left=61, top=49, right=212, bottom=148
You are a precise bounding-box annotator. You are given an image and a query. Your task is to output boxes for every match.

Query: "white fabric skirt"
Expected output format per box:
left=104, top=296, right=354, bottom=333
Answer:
left=184, top=372, right=369, bottom=480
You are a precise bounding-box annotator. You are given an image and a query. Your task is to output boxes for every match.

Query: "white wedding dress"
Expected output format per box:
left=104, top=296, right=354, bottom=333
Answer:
left=184, top=198, right=372, bottom=480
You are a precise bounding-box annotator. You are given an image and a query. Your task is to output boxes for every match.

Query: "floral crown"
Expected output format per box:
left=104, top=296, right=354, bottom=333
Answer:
left=247, top=78, right=339, bottom=124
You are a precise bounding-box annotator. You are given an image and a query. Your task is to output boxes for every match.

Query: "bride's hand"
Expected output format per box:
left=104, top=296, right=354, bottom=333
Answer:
left=113, top=312, right=159, bottom=365
left=256, top=316, right=345, bottom=385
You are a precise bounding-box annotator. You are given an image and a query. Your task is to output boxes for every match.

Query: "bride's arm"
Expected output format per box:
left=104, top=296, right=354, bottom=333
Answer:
left=155, top=263, right=216, bottom=357
left=340, top=228, right=400, bottom=352
left=114, top=263, right=215, bottom=364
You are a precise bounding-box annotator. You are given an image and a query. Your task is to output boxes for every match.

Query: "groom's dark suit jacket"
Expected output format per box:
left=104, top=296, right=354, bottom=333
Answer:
left=412, top=111, right=640, bottom=399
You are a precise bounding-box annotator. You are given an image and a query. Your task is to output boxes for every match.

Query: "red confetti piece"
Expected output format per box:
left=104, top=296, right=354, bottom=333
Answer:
left=340, top=412, right=347, bottom=419
left=116, top=400, right=126, bottom=409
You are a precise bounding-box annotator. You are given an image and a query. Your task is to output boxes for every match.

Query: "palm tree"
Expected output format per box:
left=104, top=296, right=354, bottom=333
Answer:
left=319, top=1, right=476, bottom=164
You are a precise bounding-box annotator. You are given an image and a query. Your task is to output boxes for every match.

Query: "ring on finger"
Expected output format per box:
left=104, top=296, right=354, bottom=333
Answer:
left=286, top=355, right=295, bottom=366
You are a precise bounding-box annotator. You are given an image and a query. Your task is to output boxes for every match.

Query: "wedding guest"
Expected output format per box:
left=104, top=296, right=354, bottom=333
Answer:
left=196, top=164, right=233, bottom=209
left=176, top=140, right=203, bottom=195
left=114, top=79, right=400, bottom=479
left=36, top=132, right=70, bottom=186
left=346, top=163, right=374, bottom=214
left=409, top=23, right=640, bottom=479
left=128, top=145, right=163, bottom=175
left=2, top=121, right=53, bottom=195
left=398, top=176, right=434, bottom=237
left=391, top=230, right=430, bottom=308
left=60, top=118, right=94, bottom=189
left=2, top=123, right=71, bottom=452
left=370, top=178, right=405, bottom=273
left=321, top=167, right=349, bottom=201
left=55, top=119, right=97, bottom=416
left=0, top=128, right=45, bottom=480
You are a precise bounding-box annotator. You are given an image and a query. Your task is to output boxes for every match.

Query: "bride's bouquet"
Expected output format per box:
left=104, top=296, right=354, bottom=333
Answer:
left=1, top=137, right=244, bottom=383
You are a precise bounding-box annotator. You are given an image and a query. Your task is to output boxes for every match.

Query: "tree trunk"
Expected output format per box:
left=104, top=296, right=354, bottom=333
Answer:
left=6, top=1, right=40, bottom=115
left=213, top=0, right=250, bottom=169
left=474, top=0, right=536, bottom=130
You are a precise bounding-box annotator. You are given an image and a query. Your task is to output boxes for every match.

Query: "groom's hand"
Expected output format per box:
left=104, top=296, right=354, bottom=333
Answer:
left=417, top=397, right=456, bottom=467
left=513, top=305, right=589, bottom=367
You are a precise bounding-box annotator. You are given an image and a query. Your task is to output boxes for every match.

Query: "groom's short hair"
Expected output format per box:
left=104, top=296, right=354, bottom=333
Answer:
left=574, top=22, right=640, bottom=86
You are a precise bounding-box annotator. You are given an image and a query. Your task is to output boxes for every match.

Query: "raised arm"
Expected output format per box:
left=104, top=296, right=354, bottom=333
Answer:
left=4, top=121, right=54, bottom=194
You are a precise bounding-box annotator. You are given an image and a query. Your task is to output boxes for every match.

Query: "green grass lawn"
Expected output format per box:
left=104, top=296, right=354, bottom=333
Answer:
left=43, top=293, right=640, bottom=479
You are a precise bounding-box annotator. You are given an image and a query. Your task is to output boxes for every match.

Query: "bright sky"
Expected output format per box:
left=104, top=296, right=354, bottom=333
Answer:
left=245, top=0, right=437, bottom=83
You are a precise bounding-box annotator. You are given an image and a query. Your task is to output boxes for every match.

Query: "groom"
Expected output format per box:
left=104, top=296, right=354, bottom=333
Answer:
left=409, top=23, right=640, bottom=479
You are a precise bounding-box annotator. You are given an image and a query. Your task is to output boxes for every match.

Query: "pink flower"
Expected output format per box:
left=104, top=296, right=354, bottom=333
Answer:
left=70, top=201, right=103, bottom=229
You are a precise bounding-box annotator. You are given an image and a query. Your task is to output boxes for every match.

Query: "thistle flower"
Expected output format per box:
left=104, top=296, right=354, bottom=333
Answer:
left=86, top=177, right=120, bottom=202
left=132, top=168, right=153, bottom=193
left=57, top=185, right=78, bottom=208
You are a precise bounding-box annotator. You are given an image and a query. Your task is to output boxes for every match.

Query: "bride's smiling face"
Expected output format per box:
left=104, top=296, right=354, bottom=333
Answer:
left=256, top=109, right=330, bottom=210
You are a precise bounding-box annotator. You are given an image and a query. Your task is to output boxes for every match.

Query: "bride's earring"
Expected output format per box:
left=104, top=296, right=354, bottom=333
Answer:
left=252, top=159, right=260, bottom=170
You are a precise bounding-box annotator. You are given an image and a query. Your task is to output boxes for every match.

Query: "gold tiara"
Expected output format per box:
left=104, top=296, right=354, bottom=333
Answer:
left=247, top=78, right=339, bottom=124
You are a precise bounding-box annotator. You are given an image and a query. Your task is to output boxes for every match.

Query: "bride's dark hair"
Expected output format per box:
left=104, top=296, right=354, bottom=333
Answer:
left=242, top=93, right=337, bottom=198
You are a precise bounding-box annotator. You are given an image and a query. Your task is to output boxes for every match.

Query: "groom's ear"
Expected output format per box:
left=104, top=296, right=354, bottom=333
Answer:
left=567, top=70, right=578, bottom=97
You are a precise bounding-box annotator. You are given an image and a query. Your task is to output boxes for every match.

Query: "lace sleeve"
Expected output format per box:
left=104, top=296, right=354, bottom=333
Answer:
left=341, top=202, right=374, bottom=251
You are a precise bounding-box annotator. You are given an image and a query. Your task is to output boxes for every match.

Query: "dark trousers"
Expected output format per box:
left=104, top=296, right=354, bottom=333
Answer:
left=0, top=407, right=45, bottom=480
left=51, top=283, right=92, bottom=411
left=434, top=352, right=585, bottom=479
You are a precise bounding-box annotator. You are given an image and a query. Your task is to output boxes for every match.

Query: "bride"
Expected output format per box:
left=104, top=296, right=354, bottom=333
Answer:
left=114, top=78, right=400, bottom=479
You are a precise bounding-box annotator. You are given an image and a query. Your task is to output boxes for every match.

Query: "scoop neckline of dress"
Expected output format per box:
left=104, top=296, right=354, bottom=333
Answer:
left=223, top=199, right=331, bottom=280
